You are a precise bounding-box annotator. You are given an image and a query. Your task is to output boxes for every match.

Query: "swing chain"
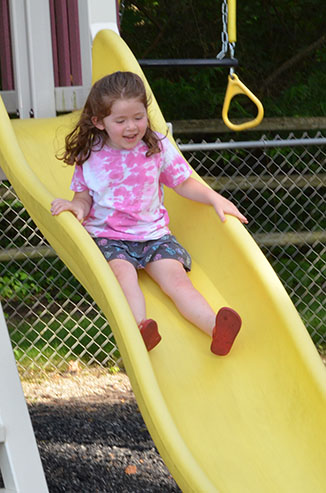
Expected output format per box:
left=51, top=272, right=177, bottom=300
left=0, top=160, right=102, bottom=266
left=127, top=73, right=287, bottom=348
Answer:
left=216, top=0, right=236, bottom=75
left=229, top=42, right=235, bottom=76
left=216, top=0, right=229, bottom=60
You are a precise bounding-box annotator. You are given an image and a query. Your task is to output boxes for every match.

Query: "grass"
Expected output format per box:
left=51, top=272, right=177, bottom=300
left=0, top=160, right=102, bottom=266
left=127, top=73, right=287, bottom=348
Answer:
left=265, top=246, right=326, bottom=346
left=5, top=299, right=121, bottom=374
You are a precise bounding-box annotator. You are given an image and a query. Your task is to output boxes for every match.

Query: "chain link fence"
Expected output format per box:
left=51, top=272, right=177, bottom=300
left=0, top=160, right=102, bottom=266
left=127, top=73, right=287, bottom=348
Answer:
left=1, top=129, right=326, bottom=375
left=0, top=187, right=121, bottom=375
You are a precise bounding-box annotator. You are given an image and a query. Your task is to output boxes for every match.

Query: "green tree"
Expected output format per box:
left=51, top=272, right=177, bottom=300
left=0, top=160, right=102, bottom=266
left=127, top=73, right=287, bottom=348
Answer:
left=120, top=0, right=326, bottom=119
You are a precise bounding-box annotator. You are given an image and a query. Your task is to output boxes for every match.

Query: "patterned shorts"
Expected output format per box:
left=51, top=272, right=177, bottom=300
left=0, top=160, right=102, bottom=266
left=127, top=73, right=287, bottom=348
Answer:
left=93, top=234, right=192, bottom=271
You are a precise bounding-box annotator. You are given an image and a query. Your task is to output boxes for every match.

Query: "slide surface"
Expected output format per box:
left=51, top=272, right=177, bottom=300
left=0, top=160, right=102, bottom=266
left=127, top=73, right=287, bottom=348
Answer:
left=1, top=30, right=326, bottom=492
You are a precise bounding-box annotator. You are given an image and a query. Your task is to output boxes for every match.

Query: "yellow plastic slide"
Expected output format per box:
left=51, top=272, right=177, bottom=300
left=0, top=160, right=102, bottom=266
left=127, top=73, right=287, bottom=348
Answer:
left=1, top=30, right=326, bottom=492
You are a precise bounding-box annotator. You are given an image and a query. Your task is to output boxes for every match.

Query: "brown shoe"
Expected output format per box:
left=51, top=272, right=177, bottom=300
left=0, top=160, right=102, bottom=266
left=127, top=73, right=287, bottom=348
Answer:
left=210, top=307, right=241, bottom=356
left=139, top=319, right=162, bottom=351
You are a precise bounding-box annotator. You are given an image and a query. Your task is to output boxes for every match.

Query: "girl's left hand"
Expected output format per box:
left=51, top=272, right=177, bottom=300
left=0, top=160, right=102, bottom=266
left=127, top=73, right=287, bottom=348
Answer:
left=212, top=194, right=248, bottom=224
left=174, top=177, right=248, bottom=224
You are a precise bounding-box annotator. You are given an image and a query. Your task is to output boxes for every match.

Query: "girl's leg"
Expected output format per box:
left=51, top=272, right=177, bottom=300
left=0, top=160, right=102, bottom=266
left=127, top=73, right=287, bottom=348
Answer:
left=145, top=259, right=241, bottom=354
left=109, top=259, right=161, bottom=351
left=145, top=259, right=216, bottom=336
left=109, top=259, right=146, bottom=325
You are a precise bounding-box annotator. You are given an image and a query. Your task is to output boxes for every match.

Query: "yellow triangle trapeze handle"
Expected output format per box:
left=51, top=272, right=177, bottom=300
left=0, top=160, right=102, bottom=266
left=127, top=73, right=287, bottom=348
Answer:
left=222, top=74, right=264, bottom=131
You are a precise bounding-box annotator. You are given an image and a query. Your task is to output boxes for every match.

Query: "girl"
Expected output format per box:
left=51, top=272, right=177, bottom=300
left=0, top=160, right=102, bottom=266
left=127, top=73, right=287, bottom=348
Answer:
left=51, top=71, right=248, bottom=355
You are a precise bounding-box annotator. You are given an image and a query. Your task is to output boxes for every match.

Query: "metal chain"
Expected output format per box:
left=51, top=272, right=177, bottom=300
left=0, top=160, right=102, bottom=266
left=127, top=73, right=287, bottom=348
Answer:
left=216, top=0, right=236, bottom=73
left=229, top=41, right=235, bottom=75
left=216, top=0, right=229, bottom=59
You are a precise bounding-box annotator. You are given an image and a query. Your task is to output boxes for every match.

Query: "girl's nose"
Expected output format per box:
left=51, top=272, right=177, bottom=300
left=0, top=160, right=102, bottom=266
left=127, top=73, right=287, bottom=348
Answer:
left=126, top=119, right=137, bottom=130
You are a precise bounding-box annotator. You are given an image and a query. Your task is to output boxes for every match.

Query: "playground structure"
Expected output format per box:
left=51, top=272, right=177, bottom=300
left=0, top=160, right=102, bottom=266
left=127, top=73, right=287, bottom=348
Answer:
left=1, top=1, right=326, bottom=492
left=0, top=0, right=119, bottom=118
left=0, top=303, right=48, bottom=492
left=0, top=0, right=263, bottom=129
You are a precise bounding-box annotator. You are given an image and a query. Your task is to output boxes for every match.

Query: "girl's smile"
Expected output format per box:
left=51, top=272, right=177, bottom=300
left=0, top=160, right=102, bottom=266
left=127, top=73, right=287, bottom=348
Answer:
left=92, top=98, right=148, bottom=150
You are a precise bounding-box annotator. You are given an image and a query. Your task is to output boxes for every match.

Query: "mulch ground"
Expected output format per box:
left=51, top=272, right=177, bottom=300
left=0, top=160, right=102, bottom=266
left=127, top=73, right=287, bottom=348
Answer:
left=23, top=369, right=181, bottom=493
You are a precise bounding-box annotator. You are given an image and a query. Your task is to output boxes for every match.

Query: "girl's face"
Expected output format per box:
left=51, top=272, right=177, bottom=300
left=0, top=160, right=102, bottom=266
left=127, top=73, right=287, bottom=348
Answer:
left=92, top=97, right=148, bottom=150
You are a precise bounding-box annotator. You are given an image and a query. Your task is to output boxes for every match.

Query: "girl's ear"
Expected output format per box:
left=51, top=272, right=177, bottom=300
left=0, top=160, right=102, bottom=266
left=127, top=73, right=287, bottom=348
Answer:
left=91, top=116, right=104, bottom=130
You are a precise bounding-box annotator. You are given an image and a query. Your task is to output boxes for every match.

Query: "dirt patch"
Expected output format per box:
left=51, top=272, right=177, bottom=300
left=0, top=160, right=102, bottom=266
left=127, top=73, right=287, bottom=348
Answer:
left=22, top=366, right=133, bottom=406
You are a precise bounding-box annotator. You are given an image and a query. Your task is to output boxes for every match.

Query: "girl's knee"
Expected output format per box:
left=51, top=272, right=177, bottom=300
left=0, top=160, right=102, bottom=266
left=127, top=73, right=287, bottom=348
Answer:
left=161, top=267, right=192, bottom=296
left=145, top=259, right=193, bottom=296
left=109, top=259, right=137, bottom=284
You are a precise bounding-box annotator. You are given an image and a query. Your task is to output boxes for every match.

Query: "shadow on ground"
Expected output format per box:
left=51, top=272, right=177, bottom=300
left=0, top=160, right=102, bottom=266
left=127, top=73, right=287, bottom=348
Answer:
left=29, top=397, right=181, bottom=493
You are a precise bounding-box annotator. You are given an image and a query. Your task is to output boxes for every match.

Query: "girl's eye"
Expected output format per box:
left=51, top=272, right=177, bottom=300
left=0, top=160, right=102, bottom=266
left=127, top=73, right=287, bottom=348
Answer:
left=116, top=120, right=125, bottom=124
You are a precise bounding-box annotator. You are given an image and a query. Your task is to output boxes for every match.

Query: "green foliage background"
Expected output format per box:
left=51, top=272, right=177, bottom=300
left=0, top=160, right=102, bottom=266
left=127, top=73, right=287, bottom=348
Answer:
left=120, top=0, right=326, bottom=120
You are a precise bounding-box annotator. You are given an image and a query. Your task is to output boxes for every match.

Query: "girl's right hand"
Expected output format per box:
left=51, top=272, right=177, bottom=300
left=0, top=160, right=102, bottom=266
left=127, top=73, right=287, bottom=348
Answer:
left=51, top=198, right=85, bottom=222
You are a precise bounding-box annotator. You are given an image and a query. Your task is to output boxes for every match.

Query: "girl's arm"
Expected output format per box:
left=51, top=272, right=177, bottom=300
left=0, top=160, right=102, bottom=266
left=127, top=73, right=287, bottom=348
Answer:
left=174, top=177, right=248, bottom=224
left=51, top=190, right=92, bottom=222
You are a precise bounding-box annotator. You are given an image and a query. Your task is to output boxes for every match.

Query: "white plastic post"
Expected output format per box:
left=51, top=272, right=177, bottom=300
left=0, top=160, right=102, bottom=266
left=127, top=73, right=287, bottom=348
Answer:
left=77, top=0, right=93, bottom=104
left=7, top=0, right=32, bottom=118
left=23, top=0, right=56, bottom=118
left=86, top=0, right=119, bottom=39
left=7, top=0, right=56, bottom=118
left=0, top=303, right=49, bottom=492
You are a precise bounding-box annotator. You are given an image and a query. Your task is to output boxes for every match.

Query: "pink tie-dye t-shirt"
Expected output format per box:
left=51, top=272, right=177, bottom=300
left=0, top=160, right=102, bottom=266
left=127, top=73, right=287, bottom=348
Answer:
left=70, top=133, right=192, bottom=241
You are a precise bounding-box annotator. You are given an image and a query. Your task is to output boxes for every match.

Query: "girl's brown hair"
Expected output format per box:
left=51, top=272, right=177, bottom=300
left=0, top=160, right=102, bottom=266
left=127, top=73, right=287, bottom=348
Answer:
left=59, top=71, right=161, bottom=166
